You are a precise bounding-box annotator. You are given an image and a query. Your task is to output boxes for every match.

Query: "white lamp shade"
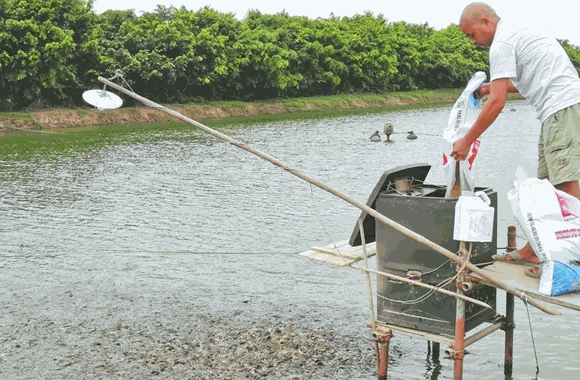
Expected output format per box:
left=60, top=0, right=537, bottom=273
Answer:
left=82, top=89, right=123, bottom=110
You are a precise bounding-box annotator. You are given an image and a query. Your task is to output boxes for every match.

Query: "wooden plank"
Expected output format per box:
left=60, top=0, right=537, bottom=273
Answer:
left=374, top=321, right=454, bottom=345
left=473, top=261, right=580, bottom=312
left=299, top=240, right=376, bottom=267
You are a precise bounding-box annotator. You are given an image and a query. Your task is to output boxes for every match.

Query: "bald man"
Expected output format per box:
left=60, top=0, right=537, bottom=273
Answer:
left=453, top=3, right=580, bottom=270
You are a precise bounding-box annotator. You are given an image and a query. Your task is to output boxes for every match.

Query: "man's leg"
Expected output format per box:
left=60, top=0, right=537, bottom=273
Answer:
left=511, top=243, right=540, bottom=264
left=555, top=180, right=580, bottom=200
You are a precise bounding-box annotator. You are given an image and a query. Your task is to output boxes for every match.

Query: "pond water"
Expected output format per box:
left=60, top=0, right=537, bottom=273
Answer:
left=1, top=100, right=578, bottom=379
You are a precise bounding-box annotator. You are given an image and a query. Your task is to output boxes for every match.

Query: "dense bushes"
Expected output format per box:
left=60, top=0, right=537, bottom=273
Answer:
left=0, top=0, right=98, bottom=110
left=1, top=1, right=579, bottom=110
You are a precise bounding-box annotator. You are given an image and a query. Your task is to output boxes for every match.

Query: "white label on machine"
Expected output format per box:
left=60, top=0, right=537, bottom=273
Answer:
left=453, top=191, right=495, bottom=242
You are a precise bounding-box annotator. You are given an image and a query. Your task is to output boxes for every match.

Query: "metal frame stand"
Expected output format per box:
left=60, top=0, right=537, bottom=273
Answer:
left=450, top=242, right=468, bottom=380
left=502, top=226, right=517, bottom=376
left=504, top=293, right=515, bottom=376
left=371, top=226, right=518, bottom=380
left=428, top=341, right=440, bottom=358
left=372, top=326, right=393, bottom=380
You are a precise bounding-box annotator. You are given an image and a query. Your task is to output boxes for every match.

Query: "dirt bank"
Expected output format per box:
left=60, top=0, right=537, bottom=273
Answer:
left=0, top=93, right=466, bottom=132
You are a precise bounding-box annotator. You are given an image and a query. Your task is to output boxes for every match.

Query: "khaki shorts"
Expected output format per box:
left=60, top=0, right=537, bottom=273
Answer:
left=538, top=103, right=580, bottom=185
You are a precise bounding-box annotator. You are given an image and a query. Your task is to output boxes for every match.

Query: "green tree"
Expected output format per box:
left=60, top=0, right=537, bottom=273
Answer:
left=0, top=0, right=98, bottom=110
left=92, top=6, right=243, bottom=102
left=559, top=39, right=580, bottom=75
left=421, top=25, right=488, bottom=88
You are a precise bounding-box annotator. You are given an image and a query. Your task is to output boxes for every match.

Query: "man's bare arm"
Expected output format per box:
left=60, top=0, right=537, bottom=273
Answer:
left=450, top=78, right=511, bottom=160
left=477, top=79, right=518, bottom=98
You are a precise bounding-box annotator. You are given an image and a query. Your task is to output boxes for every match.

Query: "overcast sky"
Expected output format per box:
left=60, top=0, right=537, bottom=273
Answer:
left=91, top=0, right=580, bottom=46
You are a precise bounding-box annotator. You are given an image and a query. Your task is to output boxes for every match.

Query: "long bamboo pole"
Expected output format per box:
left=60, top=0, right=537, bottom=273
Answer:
left=349, top=264, right=492, bottom=309
left=359, top=219, right=377, bottom=322
left=97, top=76, right=560, bottom=316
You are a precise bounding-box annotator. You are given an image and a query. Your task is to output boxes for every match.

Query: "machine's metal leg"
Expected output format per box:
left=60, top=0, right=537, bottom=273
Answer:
left=504, top=293, right=515, bottom=376
left=453, top=291, right=466, bottom=380
left=373, top=327, right=393, bottom=380
left=432, top=342, right=440, bottom=359
left=504, top=226, right=517, bottom=376
left=507, top=226, right=517, bottom=252
left=428, top=341, right=440, bottom=359
left=450, top=242, right=468, bottom=380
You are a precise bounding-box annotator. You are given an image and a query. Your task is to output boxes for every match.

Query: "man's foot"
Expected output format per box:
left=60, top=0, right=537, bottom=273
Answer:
left=516, top=243, right=540, bottom=264
left=492, top=243, right=540, bottom=264
left=492, top=251, right=526, bottom=263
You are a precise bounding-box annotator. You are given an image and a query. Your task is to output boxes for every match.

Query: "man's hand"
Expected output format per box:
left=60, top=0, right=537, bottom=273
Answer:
left=450, top=137, right=472, bottom=161
left=475, top=83, right=490, bottom=99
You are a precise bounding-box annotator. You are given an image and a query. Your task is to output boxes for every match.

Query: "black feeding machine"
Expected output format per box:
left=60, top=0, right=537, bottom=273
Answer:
left=350, top=163, right=497, bottom=335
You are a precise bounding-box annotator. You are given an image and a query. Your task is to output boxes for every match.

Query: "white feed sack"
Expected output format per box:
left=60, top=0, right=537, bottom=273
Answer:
left=442, top=71, right=487, bottom=197
left=508, top=178, right=580, bottom=296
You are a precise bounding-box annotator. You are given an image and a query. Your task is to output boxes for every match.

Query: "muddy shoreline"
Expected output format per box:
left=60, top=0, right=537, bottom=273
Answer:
left=0, top=249, right=379, bottom=380
left=1, top=313, right=374, bottom=379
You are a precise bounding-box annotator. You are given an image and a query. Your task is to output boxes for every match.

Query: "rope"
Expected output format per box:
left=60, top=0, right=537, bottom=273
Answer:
left=383, top=242, right=471, bottom=305
left=364, top=242, right=471, bottom=306
left=422, top=259, right=451, bottom=276
left=307, top=183, right=351, bottom=266
left=106, top=70, right=136, bottom=94
left=375, top=281, right=447, bottom=305
left=387, top=131, right=539, bottom=139
left=375, top=307, right=447, bottom=323
left=523, top=297, right=541, bottom=376
left=376, top=265, right=459, bottom=305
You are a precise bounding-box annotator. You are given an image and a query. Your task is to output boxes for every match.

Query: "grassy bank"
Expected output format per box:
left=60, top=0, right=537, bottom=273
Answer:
left=0, top=88, right=526, bottom=132
left=0, top=89, right=469, bottom=132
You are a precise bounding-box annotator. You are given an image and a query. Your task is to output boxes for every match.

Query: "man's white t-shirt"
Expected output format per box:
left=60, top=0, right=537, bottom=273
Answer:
left=489, top=19, right=580, bottom=123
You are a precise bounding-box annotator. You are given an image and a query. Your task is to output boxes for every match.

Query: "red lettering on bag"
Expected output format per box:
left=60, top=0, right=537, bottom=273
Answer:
left=467, top=140, right=480, bottom=171
left=556, top=193, right=574, bottom=218
left=555, top=229, right=580, bottom=239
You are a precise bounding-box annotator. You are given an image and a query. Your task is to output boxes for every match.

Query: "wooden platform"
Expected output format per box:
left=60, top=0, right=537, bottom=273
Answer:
left=473, top=261, right=580, bottom=312
left=299, top=239, right=580, bottom=312
left=299, top=240, right=376, bottom=267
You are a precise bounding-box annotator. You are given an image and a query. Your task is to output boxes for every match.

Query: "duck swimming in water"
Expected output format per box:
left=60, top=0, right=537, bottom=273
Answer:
left=407, top=131, right=417, bottom=140
left=383, top=123, right=394, bottom=142
left=370, top=130, right=381, bottom=142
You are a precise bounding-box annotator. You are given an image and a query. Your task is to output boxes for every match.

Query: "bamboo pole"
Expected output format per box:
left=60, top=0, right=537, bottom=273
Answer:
left=464, top=321, right=504, bottom=348
left=359, top=218, right=376, bottom=323
left=97, top=76, right=560, bottom=316
left=350, top=264, right=492, bottom=309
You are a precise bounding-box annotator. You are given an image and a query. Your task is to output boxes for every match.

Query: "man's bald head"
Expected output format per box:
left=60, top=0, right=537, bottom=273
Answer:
left=459, top=2, right=500, bottom=48
left=459, top=2, right=500, bottom=27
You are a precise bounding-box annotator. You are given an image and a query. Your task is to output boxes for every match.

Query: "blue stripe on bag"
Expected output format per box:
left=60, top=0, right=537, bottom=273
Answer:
left=551, top=261, right=580, bottom=296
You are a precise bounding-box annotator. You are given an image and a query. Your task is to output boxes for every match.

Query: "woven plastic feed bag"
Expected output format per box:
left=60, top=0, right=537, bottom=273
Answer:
left=508, top=177, right=580, bottom=296
left=442, top=71, right=487, bottom=197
